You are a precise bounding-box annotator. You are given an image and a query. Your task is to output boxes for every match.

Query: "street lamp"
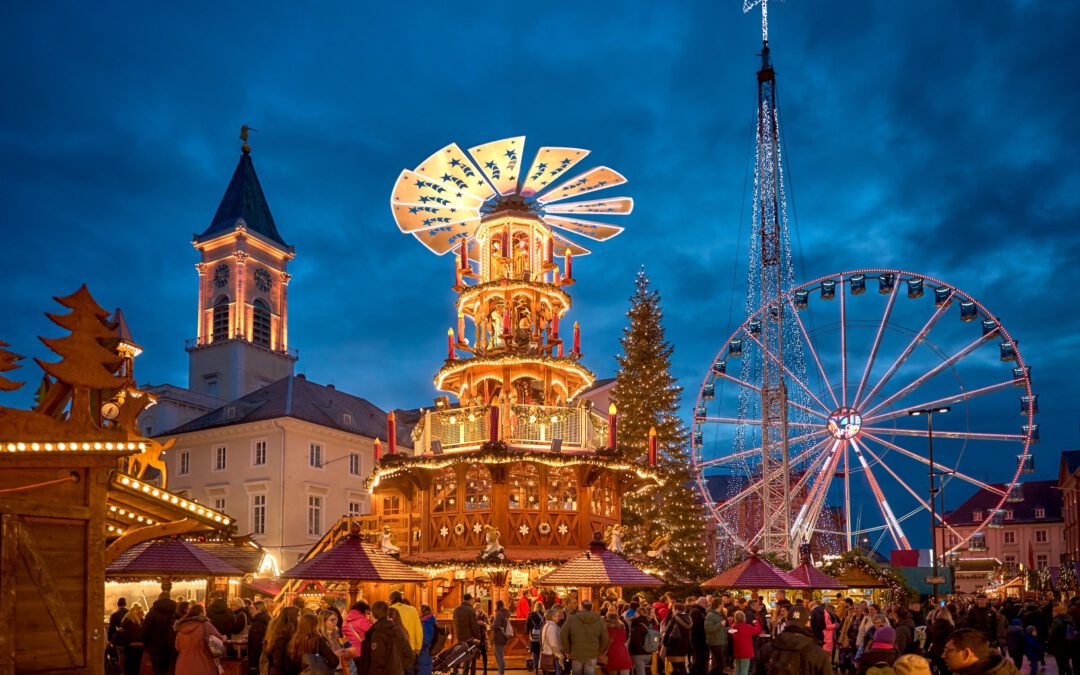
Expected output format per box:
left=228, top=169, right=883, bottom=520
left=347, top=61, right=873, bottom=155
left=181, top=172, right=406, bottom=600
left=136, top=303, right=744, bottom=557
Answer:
left=909, top=406, right=951, bottom=602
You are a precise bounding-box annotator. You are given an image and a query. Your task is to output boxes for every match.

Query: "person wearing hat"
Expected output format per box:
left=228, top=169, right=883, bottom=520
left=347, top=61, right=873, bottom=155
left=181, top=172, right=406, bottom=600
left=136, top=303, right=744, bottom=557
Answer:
left=752, top=603, right=831, bottom=675
left=856, top=624, right=899, bottom=675
left=892, top=653, right=932, bottom=675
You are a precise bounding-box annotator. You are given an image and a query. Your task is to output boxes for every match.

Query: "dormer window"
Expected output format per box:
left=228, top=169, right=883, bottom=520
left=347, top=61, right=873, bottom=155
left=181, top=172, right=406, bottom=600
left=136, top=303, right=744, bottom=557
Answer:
left=972, top=510, right=983, bottom=522
left=1035, top=507, right=1046, bottom=519
left=342, top=412, right=354, bottom=427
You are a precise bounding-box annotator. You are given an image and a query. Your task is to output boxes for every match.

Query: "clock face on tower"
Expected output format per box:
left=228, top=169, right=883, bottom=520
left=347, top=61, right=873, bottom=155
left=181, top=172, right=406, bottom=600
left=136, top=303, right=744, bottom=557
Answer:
left=254, top=268, right=272, bottom=293
left=213, top=263, right=230, bottom=288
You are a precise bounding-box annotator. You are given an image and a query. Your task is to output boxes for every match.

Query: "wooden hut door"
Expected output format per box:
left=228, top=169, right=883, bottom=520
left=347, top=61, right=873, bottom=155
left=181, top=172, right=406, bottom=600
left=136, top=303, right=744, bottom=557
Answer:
left=1, top=514, right=88, bottom=672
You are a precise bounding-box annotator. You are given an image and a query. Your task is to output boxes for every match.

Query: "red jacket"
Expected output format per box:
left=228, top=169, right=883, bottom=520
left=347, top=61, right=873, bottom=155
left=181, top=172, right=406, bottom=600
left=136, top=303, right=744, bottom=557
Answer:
left=653, top=602, right=670, bottom=623
left=728, top=618, right=762, bottom=659
left=516, top=595, right=532, bottom=619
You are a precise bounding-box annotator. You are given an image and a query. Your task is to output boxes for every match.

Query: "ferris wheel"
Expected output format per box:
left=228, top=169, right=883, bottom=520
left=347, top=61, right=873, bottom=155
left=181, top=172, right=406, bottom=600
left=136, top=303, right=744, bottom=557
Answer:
left=691, top=269, right=1037, bottom=559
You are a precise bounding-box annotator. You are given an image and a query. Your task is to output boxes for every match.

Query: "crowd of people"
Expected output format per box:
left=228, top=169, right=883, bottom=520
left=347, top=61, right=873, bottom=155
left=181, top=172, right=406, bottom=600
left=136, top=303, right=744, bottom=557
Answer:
left=105, top=588, right=1080, bottom=675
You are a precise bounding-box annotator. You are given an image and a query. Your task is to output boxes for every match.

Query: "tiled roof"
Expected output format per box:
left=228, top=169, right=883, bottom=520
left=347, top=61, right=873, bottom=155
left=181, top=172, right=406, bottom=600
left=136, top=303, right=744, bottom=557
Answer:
left=788, top=562, right=847, bottom=590
left=945, top=479, right=1062, bottom=525
left=535, top=545, right=663, bottom=587
left=197, top=152, right=288, bottom=247
left=403, top=548, right=581, bottom=565
left=282, top=533, right=427, bottom=582
left=107, top=539, right=244, bottom=577
left=192, top=540, right=265, bottom=574
left=702, top=554, right=809, bottom=590
left=164, top=375, right=413, bottom=447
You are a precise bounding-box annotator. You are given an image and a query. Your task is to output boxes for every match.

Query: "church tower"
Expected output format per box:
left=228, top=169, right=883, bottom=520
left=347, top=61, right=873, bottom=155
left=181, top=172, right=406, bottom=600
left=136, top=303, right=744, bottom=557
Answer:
left=187, top=135, right=296, bottom=401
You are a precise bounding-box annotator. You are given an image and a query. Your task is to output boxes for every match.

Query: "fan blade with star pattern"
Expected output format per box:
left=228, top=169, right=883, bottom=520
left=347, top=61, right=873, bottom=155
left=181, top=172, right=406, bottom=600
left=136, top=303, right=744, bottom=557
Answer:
left=535, top=166, right=627, bottom=204
left=467, top=136, right=525, bottom=196
left=543, top=215, right=625, bottom=241
left=391, top=203, right=481, bottom=233
left=416, top=143, right=497, bottom=201
left=412, top=219, right=481, bottom=255
left=391, top=170, right=486, bottom=210
left=550, top=231, right=592, bottom=257
left=543, top=196, right=634, bottom=215
left=519, top=147, right=590, bottom=197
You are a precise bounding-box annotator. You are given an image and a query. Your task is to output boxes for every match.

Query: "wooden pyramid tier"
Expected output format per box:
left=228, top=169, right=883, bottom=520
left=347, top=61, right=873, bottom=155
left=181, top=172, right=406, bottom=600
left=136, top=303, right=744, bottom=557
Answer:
left=536, top=540, right=662, bottom=588
left=788, top=562, right=847, bottom=590
left=702, top=552, right=809, bottom=590
left=283, top=525, right=427, bottom=583
left=106, top=539, right=244, bottom=578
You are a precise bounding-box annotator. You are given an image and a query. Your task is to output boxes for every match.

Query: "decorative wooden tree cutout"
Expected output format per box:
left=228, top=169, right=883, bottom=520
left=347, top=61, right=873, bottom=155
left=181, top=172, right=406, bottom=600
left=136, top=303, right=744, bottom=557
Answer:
left=0, top=340, right=24, bottom=392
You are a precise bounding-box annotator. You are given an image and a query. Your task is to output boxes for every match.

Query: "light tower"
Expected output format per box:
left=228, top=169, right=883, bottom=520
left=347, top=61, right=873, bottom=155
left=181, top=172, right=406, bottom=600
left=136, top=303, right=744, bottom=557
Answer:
left=389, top=137, right=632, bottom=451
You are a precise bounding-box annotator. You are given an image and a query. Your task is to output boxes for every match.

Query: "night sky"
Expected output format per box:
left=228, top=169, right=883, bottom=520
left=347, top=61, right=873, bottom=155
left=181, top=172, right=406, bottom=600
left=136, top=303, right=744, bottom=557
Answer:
left=2, top=2, right=1077, bottom=546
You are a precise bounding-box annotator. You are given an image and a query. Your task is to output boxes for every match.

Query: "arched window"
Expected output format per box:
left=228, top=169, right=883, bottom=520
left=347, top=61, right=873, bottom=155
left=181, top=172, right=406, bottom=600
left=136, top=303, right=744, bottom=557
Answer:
left=212, top=296, right=230, bottom=341
left=508, top=462, right=540, bottom=510
left=432, top=466, right=458, bottom=513
left=593, top=472, right=617, bottom=518
left=464, top=465, right=492, bottom=511
left=252, top=299, right=272, bottom=347
left=547, top=466, right=578, bottom=511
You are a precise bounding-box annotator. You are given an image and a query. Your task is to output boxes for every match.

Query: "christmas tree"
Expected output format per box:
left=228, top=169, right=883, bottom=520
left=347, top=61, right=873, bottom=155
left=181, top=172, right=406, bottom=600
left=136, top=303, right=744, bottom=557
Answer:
left=34, top=285, right=123, bottom=427
left=0, top=339, right=24, bottom=391
left=612, top=268, right=711, bottom=582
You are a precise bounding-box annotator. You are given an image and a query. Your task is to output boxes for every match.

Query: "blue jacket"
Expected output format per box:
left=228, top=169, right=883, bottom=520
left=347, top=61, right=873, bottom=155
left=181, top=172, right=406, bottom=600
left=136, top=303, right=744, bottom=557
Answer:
left=417, top=613, right=438, bottom=675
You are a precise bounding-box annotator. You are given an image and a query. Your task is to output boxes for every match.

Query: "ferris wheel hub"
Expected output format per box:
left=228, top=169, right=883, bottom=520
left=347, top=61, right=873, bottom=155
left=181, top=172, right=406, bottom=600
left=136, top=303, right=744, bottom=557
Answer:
left=826, top=407, right=863, bottom=441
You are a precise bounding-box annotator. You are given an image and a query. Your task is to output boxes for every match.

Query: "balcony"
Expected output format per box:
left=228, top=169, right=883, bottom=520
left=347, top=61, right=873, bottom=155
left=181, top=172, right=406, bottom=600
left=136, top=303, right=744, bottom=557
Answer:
left=416, top=403, right=607, bottom=453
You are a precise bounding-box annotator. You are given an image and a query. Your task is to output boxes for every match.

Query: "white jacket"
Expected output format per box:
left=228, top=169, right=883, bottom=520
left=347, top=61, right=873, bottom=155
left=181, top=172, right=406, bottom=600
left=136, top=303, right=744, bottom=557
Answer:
left=540, top=621, right=564, bottom=658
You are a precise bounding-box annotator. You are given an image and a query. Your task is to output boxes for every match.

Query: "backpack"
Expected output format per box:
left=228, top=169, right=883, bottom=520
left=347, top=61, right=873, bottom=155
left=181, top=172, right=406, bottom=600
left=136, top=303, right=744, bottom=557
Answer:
left=643, top=628, right=661, bottom=653
left=431, top=624, right=449, bottom=655
left=502, top=618, right=514, bottom=639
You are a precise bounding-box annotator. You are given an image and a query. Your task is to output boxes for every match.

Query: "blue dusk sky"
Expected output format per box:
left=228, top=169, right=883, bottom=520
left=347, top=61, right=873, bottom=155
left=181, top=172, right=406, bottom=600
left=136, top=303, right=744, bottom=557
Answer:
left=1, top=2, right=1077, bottom=545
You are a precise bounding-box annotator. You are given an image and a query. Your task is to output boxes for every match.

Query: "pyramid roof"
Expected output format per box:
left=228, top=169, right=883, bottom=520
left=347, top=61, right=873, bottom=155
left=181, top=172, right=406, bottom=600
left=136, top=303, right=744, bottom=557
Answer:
left=282, top=531, right=427, bottom=583
left=702, top=554, right=808, bottom=590
left=535, top=544, right=662, bottom=588
left=196, top=152, right=288, bottom=247
left=106, top=539, right=244, bottom=578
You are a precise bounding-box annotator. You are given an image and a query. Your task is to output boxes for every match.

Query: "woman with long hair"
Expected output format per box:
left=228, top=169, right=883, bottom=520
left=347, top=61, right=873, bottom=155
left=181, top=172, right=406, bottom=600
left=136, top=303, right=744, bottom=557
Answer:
left=120, top=603, right=145, bottom=675
left=264, top=606, right=300, bottom=675
left=174, top=604, right=224, bottom=675
left=603, top=609, right=633, bottom=675
left=539, top=607, right=565, bottom=675
left=285, top=612, right=339, bottom=675
left=341, top=600, right=371, bottom=671
left=526, top=600, right=545, bottom=673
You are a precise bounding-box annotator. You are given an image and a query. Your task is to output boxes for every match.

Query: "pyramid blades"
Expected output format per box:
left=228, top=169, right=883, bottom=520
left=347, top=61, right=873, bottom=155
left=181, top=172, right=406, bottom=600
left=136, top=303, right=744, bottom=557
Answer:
left=416, top=143, right=497, bottom=201
left=543, top=196, right=634, bottom=216
left=412, top=219, right=481, bottom=255
left=536, top=166, right=627, bottom=204
left=392, top=203, right=480, bottom=234
left=543, top=215, right=625, bottom=242
left=467, top=136, right=525, bottom=196
left=550, top=231, right=592, bottom=257
left=391, top=170, right=486, bottom=210
left=519, top=147, right=590, bottom=197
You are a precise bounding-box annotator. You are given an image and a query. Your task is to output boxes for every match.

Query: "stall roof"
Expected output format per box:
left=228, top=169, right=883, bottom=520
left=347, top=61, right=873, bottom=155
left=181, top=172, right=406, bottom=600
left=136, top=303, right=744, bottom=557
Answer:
left=283, top=530, right=427, bottom=583
left=536, top=544, right=662, bottom=588
left=703, top=554, right=808, bottom=590
left=788, top=562, right=847, bottom=590
left=107, top=539, right=244, bottom=578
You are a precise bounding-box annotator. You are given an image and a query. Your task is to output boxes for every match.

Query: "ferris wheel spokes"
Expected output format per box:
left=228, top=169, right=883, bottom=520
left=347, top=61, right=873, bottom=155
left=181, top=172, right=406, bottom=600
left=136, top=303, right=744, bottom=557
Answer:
left=862, top=379, right=1021, bottom=425
left=711, top=436, right=835, bottom=515
left=786, top=298, right=840, bottom=409
left=852, top=281, right=901, bottom=407
left=850, top=440, right=911, bottom=550
left=854, top=437, right=965, bottom=541
left=861, top=431, right=1008, bottom=497
left=862, top=329, right=1000, bottom=419
left=861, top=426, right=1027, bottom=443
left=740, top=328, right=832, bottom=414
left=841, top=274, right=848, bottom=406
left=697, top=428, right=832, bottom=471
left=791, top=439, right=845, bottom=544
left=853, top=291, right=955, bottom=411
left=746, top=439, right=839, bottom=548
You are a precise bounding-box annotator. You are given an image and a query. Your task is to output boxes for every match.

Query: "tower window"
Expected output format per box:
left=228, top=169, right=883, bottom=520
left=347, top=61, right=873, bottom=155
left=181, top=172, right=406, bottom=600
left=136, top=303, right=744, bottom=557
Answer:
left=212, top=296, right=230, bottom=341
left=252, top=299, right=271, bottom=347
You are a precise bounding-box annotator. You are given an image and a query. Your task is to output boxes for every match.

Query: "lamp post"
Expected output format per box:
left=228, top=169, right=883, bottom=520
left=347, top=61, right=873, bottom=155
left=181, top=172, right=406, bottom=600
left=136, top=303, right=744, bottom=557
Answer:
left=909, top=406, right=951, bottom=602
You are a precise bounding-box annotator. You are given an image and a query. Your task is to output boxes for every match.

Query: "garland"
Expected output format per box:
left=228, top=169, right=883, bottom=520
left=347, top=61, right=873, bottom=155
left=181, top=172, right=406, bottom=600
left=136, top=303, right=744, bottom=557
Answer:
left=820, top=550, right=916, bottom=602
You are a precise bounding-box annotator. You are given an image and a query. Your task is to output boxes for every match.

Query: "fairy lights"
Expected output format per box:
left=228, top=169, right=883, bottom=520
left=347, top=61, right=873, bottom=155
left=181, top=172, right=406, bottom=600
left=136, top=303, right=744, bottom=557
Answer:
left=3, top=441, right=145, bottom=453
left=114, top=474, right=231, bottom=526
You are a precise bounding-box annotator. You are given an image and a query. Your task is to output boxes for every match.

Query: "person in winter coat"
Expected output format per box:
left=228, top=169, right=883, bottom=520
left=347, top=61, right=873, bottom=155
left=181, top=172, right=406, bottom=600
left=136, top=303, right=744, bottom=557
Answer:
left=283, top=612, right=339, bottom=675
left=452, top=594, right=483, bottom=644
left=727, top=610, right=762, bottom=675
left=1023, top=625, right=1045, bottom=673
left=688, top=599, right=709, bottom=675
left=341, top=600, right=372, bottom=668
left=925, top=608, right=956, bottom=674
left=174, top=605, right=224, bottom=675
left=142, top=593, right=178, bottom=675
left=1048, top=605, right=1073, bottom=675
left=246, top=601, right=270, bottom=675
left=526, top=601, right=545, bottom=673
left=893, top=608, right=917, bottom=656
left=206, top=594, right=234, bottom=638
left=856, top=624, right=899, bottom=675
left=703, top=599, right=728, bottom=675
left=263, top=606, right=300, bottom=675
left=965, top=595, right=1000, bottom=647
left=662, top=604, right=694, bottom=674
left=561, top=599, right=610, bottom=673
left=228, top=597, right=249, bottom=640
left=942, top=627, right=1020, bottom=675
left=417, top=604, right=438, bottom=675
left=539, top=608, right=566, bottom=675
left=629, top=608, right=657, bottom=675
left=753, top=603, right=832, bottom=675
left=604, top=611, right=633, bottom=675
left=1004, top=618, right=1025, bottom=671
left=389, top=591, right=422, bottom=661
left=120, top=603, right=145, bottom=675
left=358, top=601, right=412, bottom=675
left=109, top=598, right=129, bottom=643
left=491, top=600, right=511, bottom=675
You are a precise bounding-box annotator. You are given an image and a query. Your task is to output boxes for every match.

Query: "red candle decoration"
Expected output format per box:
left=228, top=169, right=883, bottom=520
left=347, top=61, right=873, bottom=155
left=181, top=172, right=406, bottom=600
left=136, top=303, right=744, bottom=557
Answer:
left=447, top=328, right=456, bottom=359
left=387, top=411, right=397, bottom=455
left=608, top=403, right=618, bottom=450
left=546, top=237, right=553, bottom=265
left=454, top=267, right=462, bottom=288
left=552, top=311, right=560, bottom=338
left=573, top=321, right=581, bottom=355
left=489, top=404, right=500, bottom=443
left=648, top=426, right=658, bottom=467
left=457, top=312, right=465, bottom=342
left=459, top=240, right=468, bottom=270
left=553, top=268, right=561, bottom=284
left=373, top=438, right=382, bottom=463
left=564, top=249, right=573, bottom=279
